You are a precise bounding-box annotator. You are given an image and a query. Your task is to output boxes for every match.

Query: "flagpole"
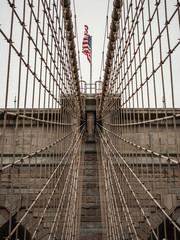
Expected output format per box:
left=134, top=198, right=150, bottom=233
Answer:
left=90, top=36, right=92, bottom=94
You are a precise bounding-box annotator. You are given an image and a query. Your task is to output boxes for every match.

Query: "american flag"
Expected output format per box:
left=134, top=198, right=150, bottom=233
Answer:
left=82, top=25, right=91, bottom=63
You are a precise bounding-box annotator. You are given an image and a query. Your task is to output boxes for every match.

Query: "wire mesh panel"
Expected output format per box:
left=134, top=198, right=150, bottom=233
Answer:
left=98, top=0, right=180, bottom=239
left=0, top=0, right=84, bottom=239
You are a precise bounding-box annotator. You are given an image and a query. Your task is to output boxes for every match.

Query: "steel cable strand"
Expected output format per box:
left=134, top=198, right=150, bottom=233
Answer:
left=5, top=125, right=84, bottom=239
left=48, top=127, right=85, bottom=239
left=2, top=124, right=84, bottom=171
left=98, top=124, right=180, bottom=233
left=0, top=110, right=76, bottom=126
left=97, top=126, right=139, bottom=240
left=97, top=125, right=158, bottom=239
left=99, top=123, right=179, bottom=165
left=0, top=5, right=79, bottom=120
left=60, top=129, right=84, bottom=240
left=104, top=113, right=180, bottom=127
left=31, top=127, right=84, bottom=239
left=65, top=140, right=83, bottom=240
left=101, top=148, right=121, bottom=239
left=29, top=0, right=80, bottom=115
left=98, top=132, right=126, bottom=239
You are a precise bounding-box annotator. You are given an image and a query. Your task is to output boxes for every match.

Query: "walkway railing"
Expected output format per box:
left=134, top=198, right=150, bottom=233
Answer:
left=80, top=80, right=103, bottom=95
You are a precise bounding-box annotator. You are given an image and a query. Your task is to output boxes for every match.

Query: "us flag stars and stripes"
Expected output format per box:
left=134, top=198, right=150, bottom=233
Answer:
left=82, top=25, right=92, bottom=63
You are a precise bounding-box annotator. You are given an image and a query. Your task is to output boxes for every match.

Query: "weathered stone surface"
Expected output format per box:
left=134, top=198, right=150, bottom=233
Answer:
left=79, top=235, right=102, bottom=240
left=80, top=228, right=103, bottom=235
left=83, top=176, right=98, bottom=182
left=81, top=216, right=102, bottom=222
left=85, top=169, right=96, bottom=177
left=79, top=128, right=102, bottom=240
left=85, top=196, right=97, bottom=203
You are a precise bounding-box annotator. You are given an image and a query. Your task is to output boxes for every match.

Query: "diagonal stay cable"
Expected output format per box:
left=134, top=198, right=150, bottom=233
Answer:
left=97, top=125, right=158, bottom=239
left=5, top=124, right=85, bottom=239
left=99, top=124, right=179, bottom=165
left=31, top=126, right=85, bottom=239
left=97, top=123, right=180, bottom=233
left=0, top=110, right=76, bottom=126
left=47, top=133, right=82, bottom=239
left=99, top=130, right=133, bottom=239
left=104, top=113, right=180, bottom=127
left=98, top=126, right=139, bottom=240
left=1, top=124, right=84, bottom=171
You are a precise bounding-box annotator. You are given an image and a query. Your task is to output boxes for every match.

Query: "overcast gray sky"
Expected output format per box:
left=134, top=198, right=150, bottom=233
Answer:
left=0, top=0, right=113, bottom=108
left=72, top=0, right=113, bottom=84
